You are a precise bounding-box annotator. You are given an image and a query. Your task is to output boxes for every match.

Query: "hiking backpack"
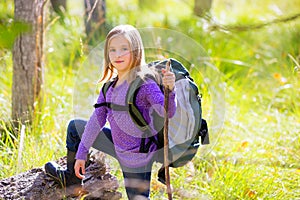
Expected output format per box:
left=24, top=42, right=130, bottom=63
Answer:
left=94, top=58, right=209, bottom=168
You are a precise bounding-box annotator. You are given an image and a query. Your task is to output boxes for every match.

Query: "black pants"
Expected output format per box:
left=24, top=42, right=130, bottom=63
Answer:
left=66, top=119, right=152, bottom=199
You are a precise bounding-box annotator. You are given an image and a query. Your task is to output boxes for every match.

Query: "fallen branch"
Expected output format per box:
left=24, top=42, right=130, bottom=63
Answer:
left=207, top=13, right=300, bottom=32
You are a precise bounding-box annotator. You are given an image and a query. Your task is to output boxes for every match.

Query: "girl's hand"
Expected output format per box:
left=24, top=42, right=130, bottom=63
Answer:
left=162, top=68, right=175, bottom=91
left=74, top=159, right=86, bottom=179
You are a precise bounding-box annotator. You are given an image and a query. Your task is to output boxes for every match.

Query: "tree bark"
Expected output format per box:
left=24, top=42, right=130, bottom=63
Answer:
left=194, top=0, right=212, bottom=17
left=84, top=0, right=106, bottom=44
left=12, top=0, right=46, bottom=125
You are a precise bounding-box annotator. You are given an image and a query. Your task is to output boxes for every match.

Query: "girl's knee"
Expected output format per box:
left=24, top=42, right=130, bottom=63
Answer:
left=67, top=119, right=87, bottom=138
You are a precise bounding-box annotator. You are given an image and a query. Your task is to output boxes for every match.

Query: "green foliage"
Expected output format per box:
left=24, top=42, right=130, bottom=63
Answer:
left=0, top=21, right=31, bottom=49
left=0, top=1, right=30, bottom=50
left=1, top=0, right=300, bottom=199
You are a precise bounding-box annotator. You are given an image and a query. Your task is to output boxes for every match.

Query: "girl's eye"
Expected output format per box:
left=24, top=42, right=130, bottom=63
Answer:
left=122, top=48, right=128, bottom=51
left=109, top=49, right=116, bottom=52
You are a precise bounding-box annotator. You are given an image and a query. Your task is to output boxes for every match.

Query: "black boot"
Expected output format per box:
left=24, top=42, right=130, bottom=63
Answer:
left=44, top=150, right=82, bottom=187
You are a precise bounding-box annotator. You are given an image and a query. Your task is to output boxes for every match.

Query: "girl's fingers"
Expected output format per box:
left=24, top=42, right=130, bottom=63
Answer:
left=162, top=73, right=175, bottom=90
left=162, top=66, right=175, bottom=90
left=162, top=68, right=172, bottom=74
left=74, top=160, right=86, bottom=179
left=163, top=73, right=175, bottom=81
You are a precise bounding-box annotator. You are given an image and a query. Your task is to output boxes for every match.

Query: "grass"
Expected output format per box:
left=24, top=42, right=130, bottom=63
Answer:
left=1, top=0, right=300, bottom=199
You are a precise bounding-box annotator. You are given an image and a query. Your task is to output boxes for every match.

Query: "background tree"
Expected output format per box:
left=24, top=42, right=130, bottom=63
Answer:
left=49, top=0, right=107, bottom=44
left=194, top=0, right=212, bottom=17
left=12, top=0, right=46, bottom=125
left=50, top=0, right=67, bottom=19
left=84, top=0, right=107, bottom=44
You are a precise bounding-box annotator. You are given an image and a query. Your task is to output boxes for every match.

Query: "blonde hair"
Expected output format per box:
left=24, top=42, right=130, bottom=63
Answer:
left=99, top=24, right=156, bottom=83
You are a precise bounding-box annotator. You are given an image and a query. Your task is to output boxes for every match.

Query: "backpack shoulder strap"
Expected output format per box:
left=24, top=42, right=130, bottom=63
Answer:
left=102, top=79, right=116, bottom=98
left=94, top=79, right=116, bottom=108
left=127, top=76, right=148, bottom=128
left=126, top=75, right=160, bottom=128
left=126, top=76, right=160, bottom=153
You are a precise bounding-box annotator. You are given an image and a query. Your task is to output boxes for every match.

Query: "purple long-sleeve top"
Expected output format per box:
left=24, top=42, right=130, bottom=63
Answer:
left=76, top=78, right=176, bottom=168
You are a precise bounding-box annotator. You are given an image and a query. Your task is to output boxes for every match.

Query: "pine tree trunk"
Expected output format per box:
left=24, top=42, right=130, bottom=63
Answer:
left=194, top=0, right=212, bottom=17
left=12, top=0, right=46, bottom=125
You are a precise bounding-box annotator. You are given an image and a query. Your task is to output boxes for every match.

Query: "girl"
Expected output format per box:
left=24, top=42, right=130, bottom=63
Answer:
left=45, top=24, right=176, bottom=199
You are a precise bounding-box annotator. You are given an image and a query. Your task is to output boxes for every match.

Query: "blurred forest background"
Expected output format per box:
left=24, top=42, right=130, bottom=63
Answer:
left=0, top=0, right=300, bottom=199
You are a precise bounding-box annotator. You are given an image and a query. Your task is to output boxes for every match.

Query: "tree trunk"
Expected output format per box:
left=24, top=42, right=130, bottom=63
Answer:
left=12, top=0, right=46, bottom=125
left=50, top=0, right=67, bottom=18
left=84, top=0, right=106, bottom=44
left=194, top=0, right=212, bottom=17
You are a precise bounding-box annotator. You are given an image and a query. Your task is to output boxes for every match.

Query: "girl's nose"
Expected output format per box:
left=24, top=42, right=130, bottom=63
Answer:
left=116, top=51, right=122, bottom=57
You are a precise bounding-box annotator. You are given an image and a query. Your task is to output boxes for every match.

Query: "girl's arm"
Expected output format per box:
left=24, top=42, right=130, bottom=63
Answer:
left=75, top=90, right=107, bottom=179
left=75, top=91, right=107, bottom=161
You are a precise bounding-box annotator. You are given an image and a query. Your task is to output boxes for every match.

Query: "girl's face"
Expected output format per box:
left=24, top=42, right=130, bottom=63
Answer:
left=108, top=35, right=132, bottom=76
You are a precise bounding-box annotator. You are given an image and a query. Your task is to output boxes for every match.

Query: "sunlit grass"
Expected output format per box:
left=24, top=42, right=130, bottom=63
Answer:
left=1, top=0, right=300, bottom=199
left=213, top=0, right=300, bottom=25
